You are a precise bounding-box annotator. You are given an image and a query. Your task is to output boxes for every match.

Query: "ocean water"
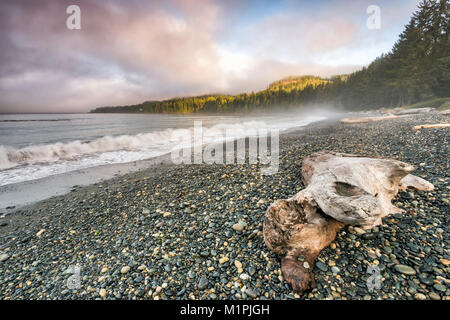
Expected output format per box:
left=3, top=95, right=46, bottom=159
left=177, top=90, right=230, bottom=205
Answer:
left=0, top=112, right=328, bottom=186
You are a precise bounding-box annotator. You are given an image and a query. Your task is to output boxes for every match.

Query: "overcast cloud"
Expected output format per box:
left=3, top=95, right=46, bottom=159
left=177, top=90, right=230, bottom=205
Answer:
left=0, top=0, right=420, bottom=113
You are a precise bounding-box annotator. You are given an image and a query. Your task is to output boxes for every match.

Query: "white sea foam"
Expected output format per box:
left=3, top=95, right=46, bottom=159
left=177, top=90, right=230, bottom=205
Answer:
left=0, top=116, right=326, bottom=186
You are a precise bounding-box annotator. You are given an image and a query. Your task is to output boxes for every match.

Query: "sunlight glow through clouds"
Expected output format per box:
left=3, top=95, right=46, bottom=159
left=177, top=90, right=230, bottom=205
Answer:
left=217, top=47, right=254, bottom=78
left=0, top=0, right=422, bottom=112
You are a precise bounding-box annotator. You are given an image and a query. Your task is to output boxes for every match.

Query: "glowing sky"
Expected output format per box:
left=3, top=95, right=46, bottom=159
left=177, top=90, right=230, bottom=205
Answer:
left=0, top=0, right=420, bottom=113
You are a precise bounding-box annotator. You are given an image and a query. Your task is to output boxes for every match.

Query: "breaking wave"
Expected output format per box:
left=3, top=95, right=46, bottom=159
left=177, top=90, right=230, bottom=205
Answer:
left=0, top=130, right=178, bottom=170
left=0, top=120, right=281, bottom=170
left=0, top=115, right=326, bottom=186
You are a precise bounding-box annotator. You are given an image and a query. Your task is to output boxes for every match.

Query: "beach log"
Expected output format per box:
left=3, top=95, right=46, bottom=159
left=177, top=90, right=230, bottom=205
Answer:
left=380, top=107, right=436, bottom=116
left=393, top=107, right=435, bottom=115
left=263, top=151, right=434, bottom=295
left=340, top=115, right=400, bottom=124
left=413, top=123, right=450, bottom=130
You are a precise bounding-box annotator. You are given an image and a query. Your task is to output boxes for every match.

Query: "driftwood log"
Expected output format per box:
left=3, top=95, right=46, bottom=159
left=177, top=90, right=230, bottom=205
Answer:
left=413, top=123, right=450, bottom=130
left=394, top=107, right=435, bottom=115
left=263, top=151, right=434, bottom=294
left=379, top=107, right=435, bottom=115
left=340, top=115, right=400, bottom=124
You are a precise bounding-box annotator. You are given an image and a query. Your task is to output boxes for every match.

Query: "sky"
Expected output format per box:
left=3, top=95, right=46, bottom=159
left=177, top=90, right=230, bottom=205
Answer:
left=0, top=0, right=421, bottom=113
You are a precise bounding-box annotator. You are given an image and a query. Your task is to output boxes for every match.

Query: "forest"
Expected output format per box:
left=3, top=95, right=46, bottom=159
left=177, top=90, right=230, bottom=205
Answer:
left=91, top=0, right=449, bottom=114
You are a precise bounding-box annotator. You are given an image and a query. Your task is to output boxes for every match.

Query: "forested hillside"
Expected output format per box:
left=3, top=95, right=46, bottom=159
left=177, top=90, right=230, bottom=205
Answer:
left=91, top=76, right=334, bottom=113
left=91, top=0, right=449, bottom=114
left=326, top=0, right=450, bottom=109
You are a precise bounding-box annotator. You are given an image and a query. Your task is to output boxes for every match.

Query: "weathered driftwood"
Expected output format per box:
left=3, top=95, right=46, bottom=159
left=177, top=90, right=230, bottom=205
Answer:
left=440, top=109, right=450, bottom=115
left=263, top=151, right=434, bottom=294
left=380, top=107, right=435, bottom=115
left=394, top=107, right=435, bottom=115
left=413, top=123, right=450, bottom=130
left=340, top=115, right=400, bottom=124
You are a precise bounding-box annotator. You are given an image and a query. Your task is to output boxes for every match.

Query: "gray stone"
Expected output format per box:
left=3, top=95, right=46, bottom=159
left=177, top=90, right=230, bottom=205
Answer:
left=244, top=288, right=257, bottom=298
left=120, top=266, right=131, bottom=274
left=414, top=293, right=426, bottom=300
left=433, top=284, right=446, bottom=292
left=0, top=253, right=10, bottom=262
left=315, top=261, right=328, bottom=272
left=418, top=273, right=434, bottom=285
left=198, top=277, right=208, bottom=290
left=248, top=266, right=257, bottom=276
left=331, top=266, right=340, bottom=274
left=429, top=292, right=441, bottom=300
left=394, top=264, right=416, bottom=275
left=239, top=273, right=250, bottom=281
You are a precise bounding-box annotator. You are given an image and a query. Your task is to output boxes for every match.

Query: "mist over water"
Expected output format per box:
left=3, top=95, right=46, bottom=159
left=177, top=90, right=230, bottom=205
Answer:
left=0, top=110, right=334, bottom=186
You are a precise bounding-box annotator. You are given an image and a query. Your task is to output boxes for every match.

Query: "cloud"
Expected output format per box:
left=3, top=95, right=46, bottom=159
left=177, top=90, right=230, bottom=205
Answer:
left=306, top=19, right=360, bottom=53
left=0, top=0, right=417, bottom=113
left=230, top=11, right=361, bottom=60
left=215, top=54, right=361, bottom=93
left=0, top=0, right=225, bottom=112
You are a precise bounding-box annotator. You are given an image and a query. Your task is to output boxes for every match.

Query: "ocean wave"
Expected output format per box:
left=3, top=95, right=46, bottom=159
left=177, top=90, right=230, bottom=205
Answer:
left=0, top=119, right=74, bottom=122
left=0, top=116, right=327, bottom=187
left=0, top=120, right=280, bottom=170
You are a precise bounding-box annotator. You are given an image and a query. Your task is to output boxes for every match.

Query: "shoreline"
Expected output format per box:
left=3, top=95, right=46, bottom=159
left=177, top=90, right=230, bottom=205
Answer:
left=0, top=154, right=173, bottom=213
left=0, top=112, right=448, bottom=300
left=0, top=113, right=343, bottom=213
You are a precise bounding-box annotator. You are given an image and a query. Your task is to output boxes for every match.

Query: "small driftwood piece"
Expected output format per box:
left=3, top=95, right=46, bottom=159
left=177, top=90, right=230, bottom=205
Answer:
left=413, top=123, right=450, bottom=130
left=263, top=151, right=434, bottom=294
left=340, top=115, right=400, bottom=124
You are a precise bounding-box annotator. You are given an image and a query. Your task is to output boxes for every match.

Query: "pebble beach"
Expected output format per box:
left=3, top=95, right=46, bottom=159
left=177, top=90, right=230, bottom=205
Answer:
left=0, top=112, right=448, bottom=300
